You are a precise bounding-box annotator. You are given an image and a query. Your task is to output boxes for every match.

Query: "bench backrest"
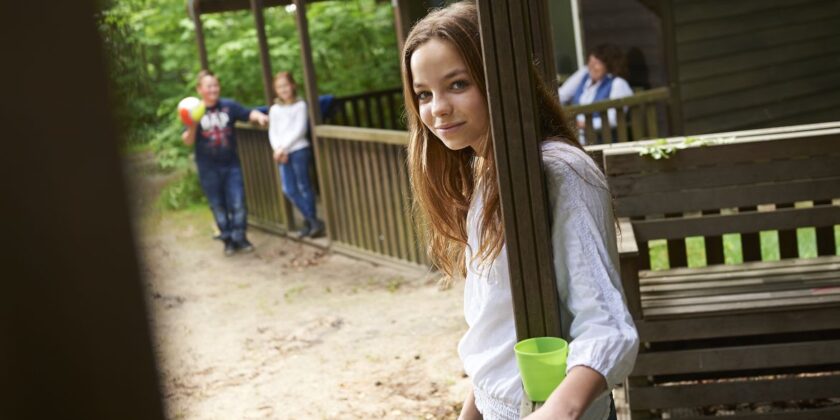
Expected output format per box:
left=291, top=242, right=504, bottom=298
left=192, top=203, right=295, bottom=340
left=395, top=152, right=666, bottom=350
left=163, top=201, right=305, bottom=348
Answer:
left=603, top=127, right=840, bottom=270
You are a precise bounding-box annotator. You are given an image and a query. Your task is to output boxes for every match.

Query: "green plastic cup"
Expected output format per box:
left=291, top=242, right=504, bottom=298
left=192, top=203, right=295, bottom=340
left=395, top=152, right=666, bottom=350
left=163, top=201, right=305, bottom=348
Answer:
left=514, top=337, right=569, bottom=402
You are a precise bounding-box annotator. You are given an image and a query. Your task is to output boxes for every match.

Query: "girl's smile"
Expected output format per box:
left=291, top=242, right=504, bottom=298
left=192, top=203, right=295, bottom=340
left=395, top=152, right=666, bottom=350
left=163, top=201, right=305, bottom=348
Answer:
left=410, top=38, right=489, bottom=152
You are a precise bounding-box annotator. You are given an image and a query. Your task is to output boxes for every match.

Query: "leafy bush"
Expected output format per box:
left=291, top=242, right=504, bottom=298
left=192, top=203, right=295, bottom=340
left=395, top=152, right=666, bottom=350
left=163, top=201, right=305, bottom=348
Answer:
left=158, top=170, right=207, bottom=210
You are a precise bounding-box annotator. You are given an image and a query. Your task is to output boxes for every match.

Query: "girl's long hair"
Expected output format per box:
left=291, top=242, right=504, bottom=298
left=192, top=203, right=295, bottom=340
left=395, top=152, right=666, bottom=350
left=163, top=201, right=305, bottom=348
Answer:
left=401, top=1, right=579, bottom=280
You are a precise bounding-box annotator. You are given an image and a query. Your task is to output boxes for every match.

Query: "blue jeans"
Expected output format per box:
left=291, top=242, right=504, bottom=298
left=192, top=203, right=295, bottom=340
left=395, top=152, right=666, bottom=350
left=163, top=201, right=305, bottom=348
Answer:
left=280, top=147, right=318, bottom=222
left=196, top=161, right=247, bottom=243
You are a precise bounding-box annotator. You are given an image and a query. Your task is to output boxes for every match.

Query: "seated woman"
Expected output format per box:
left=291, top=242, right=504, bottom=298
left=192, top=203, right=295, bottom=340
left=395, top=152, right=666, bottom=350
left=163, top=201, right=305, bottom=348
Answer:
left=558, top=44, right=633, bottom=143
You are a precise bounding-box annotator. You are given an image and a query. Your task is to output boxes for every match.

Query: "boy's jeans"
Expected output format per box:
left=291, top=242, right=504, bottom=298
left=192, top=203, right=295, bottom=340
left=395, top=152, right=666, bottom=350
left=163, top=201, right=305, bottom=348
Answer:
left=279, top=147, right=317, bottom=222
left=196, top=160, right=247, bottom=243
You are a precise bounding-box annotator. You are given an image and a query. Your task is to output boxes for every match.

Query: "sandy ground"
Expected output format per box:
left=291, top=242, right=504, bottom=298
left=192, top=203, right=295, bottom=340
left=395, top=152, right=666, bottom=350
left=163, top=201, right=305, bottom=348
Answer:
left=126, top=152, right=628, bottom=420
left=127, top=153, right=469, bottom=419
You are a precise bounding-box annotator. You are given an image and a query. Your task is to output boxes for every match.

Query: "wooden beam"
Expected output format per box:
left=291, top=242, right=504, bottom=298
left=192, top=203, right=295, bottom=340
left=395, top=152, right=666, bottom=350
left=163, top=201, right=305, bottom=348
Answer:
left=293, top=0, right=331, bottom=241
left=477, top=0, right=562, bottom=340
left=250, top=0, right=275, bottom=106
left=392, top=0, right=429, bottom=53
left=190, top=0, right=210, bottom=69
left=660, top=0, right=684, bottom=135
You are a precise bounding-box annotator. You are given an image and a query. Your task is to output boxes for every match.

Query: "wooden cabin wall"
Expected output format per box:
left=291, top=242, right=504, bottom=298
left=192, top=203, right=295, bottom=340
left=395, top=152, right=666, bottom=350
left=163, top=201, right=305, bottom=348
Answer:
left=670, top=0, right=840, bottom=134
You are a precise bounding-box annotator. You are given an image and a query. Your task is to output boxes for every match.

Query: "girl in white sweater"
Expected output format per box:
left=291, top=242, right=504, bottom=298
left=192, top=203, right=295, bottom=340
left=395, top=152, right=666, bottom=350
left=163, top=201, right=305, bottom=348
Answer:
left=401, top=3, right=638, bottom=419
left=269, top=72, right=324, bottom=238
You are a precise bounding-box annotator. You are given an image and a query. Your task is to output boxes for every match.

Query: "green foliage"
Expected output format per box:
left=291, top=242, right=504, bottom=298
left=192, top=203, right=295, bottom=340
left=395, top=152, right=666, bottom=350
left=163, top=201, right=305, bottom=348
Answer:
left=99, top=0, right=400, bottom=166
left=158, top=170, right=207, bottom=210
left=639, top=136, right=726, bottom=160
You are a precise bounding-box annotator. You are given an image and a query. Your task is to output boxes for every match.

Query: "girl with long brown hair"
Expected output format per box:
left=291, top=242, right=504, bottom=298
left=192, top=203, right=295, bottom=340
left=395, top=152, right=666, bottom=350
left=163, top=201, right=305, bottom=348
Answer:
left=401, top=2, right=638, bottom=419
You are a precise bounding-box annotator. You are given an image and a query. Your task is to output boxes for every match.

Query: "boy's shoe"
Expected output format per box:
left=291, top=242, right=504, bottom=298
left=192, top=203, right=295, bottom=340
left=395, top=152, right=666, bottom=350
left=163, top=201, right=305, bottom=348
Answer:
left=235, top=239, right=255, bottom=253
left=297, top=220, right=312, bottom=239
left=308, top=219, right=326, bottom=239
left=223, top=239, right=236, bottom=257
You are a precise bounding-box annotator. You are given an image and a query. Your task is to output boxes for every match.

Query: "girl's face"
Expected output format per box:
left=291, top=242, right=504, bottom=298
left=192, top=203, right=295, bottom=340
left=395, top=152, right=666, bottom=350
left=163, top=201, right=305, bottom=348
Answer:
left=197, top=75, right=221, bottom=106
left=411, top=38, right=489, bottom=153
left=275, top=77, right=295, bottom=103
left=587, top=54, right=607, bottom=82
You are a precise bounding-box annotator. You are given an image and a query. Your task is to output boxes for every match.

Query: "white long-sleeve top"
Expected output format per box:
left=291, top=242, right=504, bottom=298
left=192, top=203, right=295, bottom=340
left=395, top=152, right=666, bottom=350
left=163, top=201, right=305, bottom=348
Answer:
left=558, top=67, right=633, bottom=130
left=268, top=99, right=310, bottom=154
left=457, top=141, right=639, bottom=420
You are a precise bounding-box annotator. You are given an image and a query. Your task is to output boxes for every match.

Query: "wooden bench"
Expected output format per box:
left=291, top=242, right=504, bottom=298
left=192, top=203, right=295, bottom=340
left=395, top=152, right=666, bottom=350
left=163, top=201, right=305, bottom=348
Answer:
left=597, top=123, right=840, bottom=419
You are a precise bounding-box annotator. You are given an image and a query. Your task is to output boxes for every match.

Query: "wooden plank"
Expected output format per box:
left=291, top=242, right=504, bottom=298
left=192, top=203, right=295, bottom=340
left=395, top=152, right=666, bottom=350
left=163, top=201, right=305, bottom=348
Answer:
left=682, top=70, right=840, bottom=120
left=681, top=53, right=840, bottom=102
left=678, top=16, right=840, bottom=64
left=356, top=142, right=375, bottom=252
left=703, top=210, right=724, bottom=265
left=615, top=177, right=840, bottom=218
left=630, top=105, right=645, bottom=141
left=644, top=294, right=840, bottom=317
left=644, top=103, right=658, bottom=139
left=584, top=114, right=595, bottom=145
left=477, top=0, right=561, bottom=339
left=363, top=142, right=385, bottom=255
left=376, top=143, right=398, bottom=259
left=629, top=374, right=840, bottom=410
left=604, top=132, right=840, bottom=176
left=632, top=339, right=840, bottom=376
left=679, top=34, right=840, bottom=83
left=632, top=205, right=840, bottom=242
left=395, top=146, right=421, bottom=264
left=340, top=140, right=364, bottom=248
left=620, top=254, right=643, bottom=320
left=609, top=155, right=840, bottom=197
left=673, top=0, right=820, bottom=25
left=616, top=107, right=629, bottom=142
left=640, top=255, right=840, bottom=283
left=636, top=305, right=840, bottom=342
left=334, top=138, right=355, bottom=245
left=599, top=114, right=612, bottom=144
left=776, top=203, right=799, bottom=259
left=565, top=87, right=670, bottom=114
left=314, top=125, right=409, bottom=145
left=320, top=138, right=338, bottom=241
left=815, top=199, right=837, bottom=256
left=642, top=280, right=840, bottom=306
left=675, top=0, right=840, bottom=43
left=674, top=407, right=840, bottom=420
left=388, top=144, right=409, bottom=261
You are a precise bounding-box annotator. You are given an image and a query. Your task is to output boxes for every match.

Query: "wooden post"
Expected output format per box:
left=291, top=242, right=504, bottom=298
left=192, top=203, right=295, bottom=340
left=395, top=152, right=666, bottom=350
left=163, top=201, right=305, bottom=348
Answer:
left=660, top=0, right=684, bottom=135
left=250, top=0, right=275, bottom=106
left=392, top=0, right=429, bottom=53
left=190, top=0, right=210, bottom=70
left=2, top=1, right=165, bottom=418
left=293, top=0, right=331, bottom=239
left=476, top=0, right=563, bottom=340
left=527, top=0, right=558, bottom=95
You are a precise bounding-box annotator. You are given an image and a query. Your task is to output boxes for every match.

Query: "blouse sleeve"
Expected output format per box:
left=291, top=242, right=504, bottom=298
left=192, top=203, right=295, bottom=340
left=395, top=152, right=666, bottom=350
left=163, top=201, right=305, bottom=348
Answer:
left=543, top=147, right=639, bottom=388
left=558, top=67, right=588, bottom=105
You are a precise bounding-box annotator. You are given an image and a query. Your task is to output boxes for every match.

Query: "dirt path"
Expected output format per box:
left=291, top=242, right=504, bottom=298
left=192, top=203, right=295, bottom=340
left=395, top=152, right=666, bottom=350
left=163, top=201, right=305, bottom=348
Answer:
left=129, top=156, right=468, bottom=419
left=128, top=154, right=628, bottom=420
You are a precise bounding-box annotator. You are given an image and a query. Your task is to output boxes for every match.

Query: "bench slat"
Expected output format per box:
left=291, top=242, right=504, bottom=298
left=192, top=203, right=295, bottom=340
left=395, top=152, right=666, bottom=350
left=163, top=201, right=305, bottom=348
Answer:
left=610, top=155, right=840, bottom=197
left=636, top=306, right=840, bottom=342
left=641, top=274, right=840, bottom=298
left=633, top=205, right=840, bottom=241
left=674, top=406, right=840, bottom=420
left=632, top=339, right=840, bottom=375
left=615, top=176, right=840, bottom=217
left=643, top=293, right=840, bottom=318
left=640, top=255, right=840, bottom=281
left=605, top=131, right=840, bottom=176
left=629, top=374, right=840, bottom=410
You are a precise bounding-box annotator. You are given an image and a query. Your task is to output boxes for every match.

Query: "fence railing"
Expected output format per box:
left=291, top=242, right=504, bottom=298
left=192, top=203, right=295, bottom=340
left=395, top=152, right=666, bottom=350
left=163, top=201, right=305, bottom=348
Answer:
left=314, top=125, right=427, bottom=266
left=327, top=87, right=405, bottom=130
left=236, top=124, right=296, bottom=234
left=566, top=86, right=670, bottom=145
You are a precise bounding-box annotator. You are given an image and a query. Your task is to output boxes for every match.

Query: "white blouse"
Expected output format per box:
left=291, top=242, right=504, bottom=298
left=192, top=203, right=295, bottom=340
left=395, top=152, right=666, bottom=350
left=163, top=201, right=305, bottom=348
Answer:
left=268, top=99, right=310, bottom=154
left=457, top=141, right=639, bottom=420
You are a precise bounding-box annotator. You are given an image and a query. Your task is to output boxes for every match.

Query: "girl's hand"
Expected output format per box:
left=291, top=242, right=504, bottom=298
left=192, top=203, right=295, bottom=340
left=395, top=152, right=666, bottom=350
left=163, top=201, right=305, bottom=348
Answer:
left=273, top=149, right=285, bottom=163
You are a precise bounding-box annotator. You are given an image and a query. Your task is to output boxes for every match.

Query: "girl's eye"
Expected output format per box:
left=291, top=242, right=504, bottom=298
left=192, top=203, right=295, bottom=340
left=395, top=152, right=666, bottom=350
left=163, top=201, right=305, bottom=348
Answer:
left=416, top=91, right=431, bottom=101
left=451, top=80, right=469, bottom=90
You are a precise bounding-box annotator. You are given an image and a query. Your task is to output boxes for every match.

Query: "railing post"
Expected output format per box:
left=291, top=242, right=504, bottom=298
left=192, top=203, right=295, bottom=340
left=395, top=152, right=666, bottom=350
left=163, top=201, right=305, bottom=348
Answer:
left=250, top=0, right=275, bottom=106
left=476, top=0, right=563, bottom=341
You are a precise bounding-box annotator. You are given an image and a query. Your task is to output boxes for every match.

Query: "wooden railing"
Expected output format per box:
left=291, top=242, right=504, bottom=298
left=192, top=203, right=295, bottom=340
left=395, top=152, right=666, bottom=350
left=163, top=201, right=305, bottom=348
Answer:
left=566, top=87, right=670, bottom=145
left=327, top=87, right=405, bottom=130
left=236, top=123, right=296, bottom=234
left=313, top=125, right=428, bottom=266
